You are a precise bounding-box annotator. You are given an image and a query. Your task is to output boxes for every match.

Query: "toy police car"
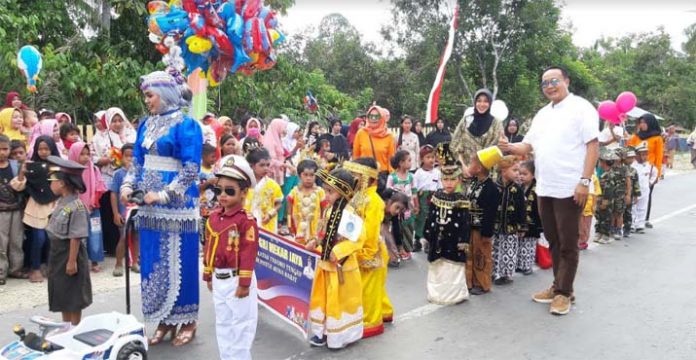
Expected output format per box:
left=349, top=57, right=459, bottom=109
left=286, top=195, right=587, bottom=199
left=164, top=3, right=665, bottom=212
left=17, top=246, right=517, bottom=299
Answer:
left=1, top=312, right=147, bottom=360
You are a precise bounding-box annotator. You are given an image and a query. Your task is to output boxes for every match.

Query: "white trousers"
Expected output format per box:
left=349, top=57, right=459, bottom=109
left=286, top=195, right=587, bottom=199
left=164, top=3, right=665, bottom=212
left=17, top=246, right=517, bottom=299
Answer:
left=213, top=270, right=258, bottom=360
left=632, top=193, right=649, bottom=229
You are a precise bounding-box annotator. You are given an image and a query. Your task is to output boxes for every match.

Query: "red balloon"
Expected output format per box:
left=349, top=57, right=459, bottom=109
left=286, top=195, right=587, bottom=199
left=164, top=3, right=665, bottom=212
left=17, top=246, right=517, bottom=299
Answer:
left=155, top=43, right=169, bottom=54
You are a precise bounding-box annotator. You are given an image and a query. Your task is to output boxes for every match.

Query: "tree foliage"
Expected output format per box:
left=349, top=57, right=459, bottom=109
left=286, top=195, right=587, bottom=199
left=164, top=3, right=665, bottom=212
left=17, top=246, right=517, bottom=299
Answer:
left=0, top=0, right=693, bottom=131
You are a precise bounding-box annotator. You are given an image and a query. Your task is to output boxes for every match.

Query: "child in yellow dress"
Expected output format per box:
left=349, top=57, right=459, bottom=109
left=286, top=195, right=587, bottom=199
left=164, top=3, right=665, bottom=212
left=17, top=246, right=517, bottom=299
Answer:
left=244, top=148, right=283, bottom=233
left=344, top=157, right=394, bottom=338
left=287, top=159, right=327, bottom=244
left=306, top=168, right=363, bottom=349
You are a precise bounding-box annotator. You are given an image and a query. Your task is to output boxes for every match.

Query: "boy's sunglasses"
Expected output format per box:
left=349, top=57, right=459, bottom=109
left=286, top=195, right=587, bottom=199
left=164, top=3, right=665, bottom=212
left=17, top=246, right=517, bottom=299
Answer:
left=212, top=186, right=236, bottom=197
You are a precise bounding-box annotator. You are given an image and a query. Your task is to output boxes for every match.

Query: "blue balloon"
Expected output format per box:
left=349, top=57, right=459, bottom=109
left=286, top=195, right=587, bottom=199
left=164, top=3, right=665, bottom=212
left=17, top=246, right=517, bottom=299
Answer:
left=181, top=40, right=208, bottom=75
left=17, top=45, right=42, bottom=92
left=217, top=2, right=235, bottom=23
left=226, top=13, right=244, bottom=46
left=231, top=45, right=251, bottom=74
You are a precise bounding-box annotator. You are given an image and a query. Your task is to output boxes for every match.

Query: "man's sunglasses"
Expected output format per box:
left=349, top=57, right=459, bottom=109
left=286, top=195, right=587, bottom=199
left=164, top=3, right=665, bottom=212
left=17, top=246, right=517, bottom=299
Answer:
left=212, top=186, right=236, bottom=197
left=541, top=78, right=562, bottom=89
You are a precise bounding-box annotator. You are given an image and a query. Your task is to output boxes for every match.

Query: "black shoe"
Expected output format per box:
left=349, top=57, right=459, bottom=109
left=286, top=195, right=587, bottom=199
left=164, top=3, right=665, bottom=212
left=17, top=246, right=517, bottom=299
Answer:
left=515, top=268, right=524, bottom=273
left=494, top=277, right=513, bottom=285
left=0, top=279, right=5, bottom=285
left=522, top=269, right=533, bottom=276
left=470, top=287, right=488, bottom=295
left=412, top=245, right=422, bottom=253
left=623, top=231, right=631, bottom=238
left=635, top=228, right=645, bottom=234
left=646, top=222, right=653, bottom=229
left=309, top=335, right=327, bottom=347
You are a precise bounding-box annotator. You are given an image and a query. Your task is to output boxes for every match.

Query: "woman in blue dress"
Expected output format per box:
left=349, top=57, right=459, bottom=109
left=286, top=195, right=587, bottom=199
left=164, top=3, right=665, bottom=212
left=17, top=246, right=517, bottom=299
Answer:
left=121, top=69, right=202, bottom=346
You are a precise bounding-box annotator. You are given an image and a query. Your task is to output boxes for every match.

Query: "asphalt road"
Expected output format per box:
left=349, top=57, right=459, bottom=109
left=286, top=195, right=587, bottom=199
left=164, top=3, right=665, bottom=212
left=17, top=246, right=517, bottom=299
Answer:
left=2, top=172, right=695, bottom=360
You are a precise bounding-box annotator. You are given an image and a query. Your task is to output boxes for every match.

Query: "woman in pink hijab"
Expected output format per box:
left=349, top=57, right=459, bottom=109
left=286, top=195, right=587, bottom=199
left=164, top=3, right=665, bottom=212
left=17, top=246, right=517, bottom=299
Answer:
left=27, top=119, right=67, bottom=159
left=55, top=112, right=72, bottom=125
left=262, top=117, right=288, bottom=185
left=69, top=141, right=108, bottom=272
left=245, top=117, right=264, bottom=143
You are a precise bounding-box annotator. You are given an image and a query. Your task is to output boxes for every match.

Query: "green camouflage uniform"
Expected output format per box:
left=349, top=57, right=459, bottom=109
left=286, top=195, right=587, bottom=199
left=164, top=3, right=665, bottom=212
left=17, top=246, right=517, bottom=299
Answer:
left=595, top=168, right=618, bottom=236
left=611, top=163, right=629, bottom=216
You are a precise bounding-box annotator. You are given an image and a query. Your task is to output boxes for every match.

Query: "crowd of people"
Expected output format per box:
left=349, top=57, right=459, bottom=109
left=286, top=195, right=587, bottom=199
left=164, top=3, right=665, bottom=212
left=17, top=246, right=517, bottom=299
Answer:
left=0, top=64, right=676, bottom=359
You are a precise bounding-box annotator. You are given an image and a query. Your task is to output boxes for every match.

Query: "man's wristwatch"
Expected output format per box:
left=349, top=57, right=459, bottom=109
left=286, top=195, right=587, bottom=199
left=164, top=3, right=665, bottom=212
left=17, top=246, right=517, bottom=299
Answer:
left=579, top=178, right=591, bottom=187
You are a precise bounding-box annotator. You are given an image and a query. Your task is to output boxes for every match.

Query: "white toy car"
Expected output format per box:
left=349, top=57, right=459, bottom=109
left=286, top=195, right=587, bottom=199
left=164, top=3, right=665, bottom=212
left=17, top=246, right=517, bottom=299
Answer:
left=1, top=312, right=147, bottom=360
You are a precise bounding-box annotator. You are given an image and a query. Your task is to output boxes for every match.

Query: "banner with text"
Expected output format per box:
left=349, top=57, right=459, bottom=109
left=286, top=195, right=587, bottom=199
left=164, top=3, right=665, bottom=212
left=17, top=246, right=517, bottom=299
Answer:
left=256, top=230, right=319, bottom=337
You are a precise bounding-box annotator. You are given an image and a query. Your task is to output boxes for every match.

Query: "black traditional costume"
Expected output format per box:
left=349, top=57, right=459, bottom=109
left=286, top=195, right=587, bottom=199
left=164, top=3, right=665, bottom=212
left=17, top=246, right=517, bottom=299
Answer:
left=425, top=143, right=471, bottom=304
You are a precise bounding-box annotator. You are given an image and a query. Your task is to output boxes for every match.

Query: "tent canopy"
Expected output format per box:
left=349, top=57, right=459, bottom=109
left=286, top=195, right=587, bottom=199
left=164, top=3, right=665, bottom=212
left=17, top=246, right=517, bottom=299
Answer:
left=626, top=106, right=664, bottom=120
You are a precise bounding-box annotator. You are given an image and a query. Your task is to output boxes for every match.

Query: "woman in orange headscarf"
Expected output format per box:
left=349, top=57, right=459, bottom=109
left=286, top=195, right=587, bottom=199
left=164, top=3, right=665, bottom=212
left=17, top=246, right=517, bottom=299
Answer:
left=352, top=105, right=396, bottom=173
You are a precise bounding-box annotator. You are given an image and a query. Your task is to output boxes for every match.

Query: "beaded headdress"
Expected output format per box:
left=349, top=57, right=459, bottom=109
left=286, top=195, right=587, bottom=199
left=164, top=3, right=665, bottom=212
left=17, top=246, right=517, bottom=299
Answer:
left=436, top=142, right=462, bottom=180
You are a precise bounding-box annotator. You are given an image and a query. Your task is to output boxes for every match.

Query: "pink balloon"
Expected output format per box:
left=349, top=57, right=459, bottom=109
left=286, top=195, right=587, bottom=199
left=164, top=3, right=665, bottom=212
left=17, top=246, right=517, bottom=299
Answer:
left=615, top=91, right=637, bottom=113
left=598, top=100, right=620, bottom=124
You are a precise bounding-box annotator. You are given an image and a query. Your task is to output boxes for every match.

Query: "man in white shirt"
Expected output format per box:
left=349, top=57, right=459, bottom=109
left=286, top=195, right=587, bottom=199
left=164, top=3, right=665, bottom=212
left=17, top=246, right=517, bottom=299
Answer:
left=499, top=66, right=599, bottom=316
left=631, top=142, right=657, bottom=232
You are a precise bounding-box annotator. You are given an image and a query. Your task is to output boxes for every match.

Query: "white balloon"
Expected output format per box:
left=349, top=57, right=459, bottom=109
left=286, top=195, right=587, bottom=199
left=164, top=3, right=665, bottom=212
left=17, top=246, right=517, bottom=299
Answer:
left=490, top=100, right=509, bottom=121
left=148, top=32, right=162, bottom=44
left=464, top=106, right=475, bottom=117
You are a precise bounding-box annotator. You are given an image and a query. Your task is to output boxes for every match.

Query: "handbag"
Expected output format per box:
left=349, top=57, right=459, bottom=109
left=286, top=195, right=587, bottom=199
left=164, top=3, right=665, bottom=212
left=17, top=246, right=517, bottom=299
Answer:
left=535, top=233, right=552, bottom=269
left=367, top=134, right=388, bottom=196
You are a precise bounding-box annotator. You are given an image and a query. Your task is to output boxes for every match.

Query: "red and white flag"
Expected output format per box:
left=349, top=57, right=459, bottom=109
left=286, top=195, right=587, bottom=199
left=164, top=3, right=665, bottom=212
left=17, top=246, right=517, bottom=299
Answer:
left=426, top=6, right=459, bottom=124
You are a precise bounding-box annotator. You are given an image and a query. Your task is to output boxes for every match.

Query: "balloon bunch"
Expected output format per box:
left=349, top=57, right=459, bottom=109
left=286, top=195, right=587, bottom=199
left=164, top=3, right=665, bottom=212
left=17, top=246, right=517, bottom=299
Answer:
left=147, top=0, right=286, bottom=87
left=303, top=91, right=318, bottom=113
left=17, top=45, right=43, bottom=93
left=598, top=91, right=637, bottom=125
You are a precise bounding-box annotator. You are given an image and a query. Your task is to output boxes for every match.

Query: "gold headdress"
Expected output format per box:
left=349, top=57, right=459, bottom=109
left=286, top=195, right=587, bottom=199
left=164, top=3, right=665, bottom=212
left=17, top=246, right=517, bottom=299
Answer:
left=343, top=160, right=379, bottom=191
left=316, top=169, right=356, bottom=200
left=435, top=142, right=462, bottom=180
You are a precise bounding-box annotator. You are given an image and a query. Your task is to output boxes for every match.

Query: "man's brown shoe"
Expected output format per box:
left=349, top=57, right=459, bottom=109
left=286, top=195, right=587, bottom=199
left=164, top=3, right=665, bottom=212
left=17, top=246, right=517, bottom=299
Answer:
left=532, top=287, right=555, bottom=303
left=550, top=295, right=571, bottom=315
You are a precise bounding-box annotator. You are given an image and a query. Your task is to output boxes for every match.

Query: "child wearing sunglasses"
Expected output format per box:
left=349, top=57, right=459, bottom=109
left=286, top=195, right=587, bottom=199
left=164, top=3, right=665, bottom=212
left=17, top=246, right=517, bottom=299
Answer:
left=202, top=155, right=259, bottom=360
left=244, top=147, right=283, bottom=233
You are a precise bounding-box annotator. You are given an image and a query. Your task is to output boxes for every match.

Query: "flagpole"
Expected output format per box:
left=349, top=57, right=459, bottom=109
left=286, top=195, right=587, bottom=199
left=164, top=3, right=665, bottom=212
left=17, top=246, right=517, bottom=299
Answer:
left=426, top=6, right=459, bottom=124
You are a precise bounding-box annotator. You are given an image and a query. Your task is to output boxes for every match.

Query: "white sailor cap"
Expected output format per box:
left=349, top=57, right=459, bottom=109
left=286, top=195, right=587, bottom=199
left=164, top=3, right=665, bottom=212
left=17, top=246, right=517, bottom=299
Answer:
left=215, top=155, right=256, bottom=188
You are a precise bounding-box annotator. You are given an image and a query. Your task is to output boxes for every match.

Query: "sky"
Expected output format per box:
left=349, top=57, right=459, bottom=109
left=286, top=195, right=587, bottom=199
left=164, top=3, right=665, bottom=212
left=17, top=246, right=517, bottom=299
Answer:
left=279, top=0, right=696, bottom=52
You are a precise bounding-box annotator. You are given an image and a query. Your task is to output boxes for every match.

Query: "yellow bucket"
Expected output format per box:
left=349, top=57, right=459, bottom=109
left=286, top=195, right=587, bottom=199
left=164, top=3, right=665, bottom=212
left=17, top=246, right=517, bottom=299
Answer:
left=476, top=146, right=503, bottom=170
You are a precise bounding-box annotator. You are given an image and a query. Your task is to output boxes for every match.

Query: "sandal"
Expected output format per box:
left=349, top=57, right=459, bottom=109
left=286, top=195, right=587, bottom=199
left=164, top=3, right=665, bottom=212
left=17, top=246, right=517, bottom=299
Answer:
left=29, top=270, right=44, bottom=283
left=9, top=271, right=29, bottom=279
left=0, top=279, right=5, bottom=285
left=172, top=323, right=197, bottom=347
left=130, top=263, right=140, bottom=273
left=148, top=324, right=176, bottom=346
left=91, top=264, right=102, bottom=273
left=112, top=267, right=124, bottom=277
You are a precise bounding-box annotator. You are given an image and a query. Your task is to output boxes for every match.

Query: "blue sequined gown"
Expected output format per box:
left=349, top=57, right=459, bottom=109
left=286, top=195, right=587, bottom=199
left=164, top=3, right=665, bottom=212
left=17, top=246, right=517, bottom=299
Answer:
left=127, top=108, right=202, bottom=326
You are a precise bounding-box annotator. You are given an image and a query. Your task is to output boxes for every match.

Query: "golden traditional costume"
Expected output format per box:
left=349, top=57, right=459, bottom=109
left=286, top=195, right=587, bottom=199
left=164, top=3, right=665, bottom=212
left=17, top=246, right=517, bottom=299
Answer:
left=344, top=160, right=394, bottom=338
left=308, top=169, right=363, bottom=349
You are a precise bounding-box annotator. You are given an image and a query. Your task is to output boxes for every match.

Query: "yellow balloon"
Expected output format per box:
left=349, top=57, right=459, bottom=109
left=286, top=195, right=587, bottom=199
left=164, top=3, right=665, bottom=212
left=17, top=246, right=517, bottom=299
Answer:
left=186, top=36, right=213, bottom=54
left=168, top=0, right=183, bottom=8
left=207, top=71, right=221, bottom=88
left=269, top=29, right=280, bottom=42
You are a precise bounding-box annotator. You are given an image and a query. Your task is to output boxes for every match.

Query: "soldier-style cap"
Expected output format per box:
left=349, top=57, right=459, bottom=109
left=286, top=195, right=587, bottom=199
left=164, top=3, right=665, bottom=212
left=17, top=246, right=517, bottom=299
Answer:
left=46, top=155, right=85, bottom=179
left=216, top=155, right=256, bottom=188
left=436, top=142, right=461, bottom=180
left=625, top=147, right=636, bottom=157
left=599, top=148, right=620, bottom=161
left=635, top=141, right=648, bottom=153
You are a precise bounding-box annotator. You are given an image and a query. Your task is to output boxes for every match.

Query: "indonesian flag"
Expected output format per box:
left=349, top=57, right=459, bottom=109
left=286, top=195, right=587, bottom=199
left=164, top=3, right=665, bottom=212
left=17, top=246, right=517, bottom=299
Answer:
left=426, top=6, right=459, bottom=124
